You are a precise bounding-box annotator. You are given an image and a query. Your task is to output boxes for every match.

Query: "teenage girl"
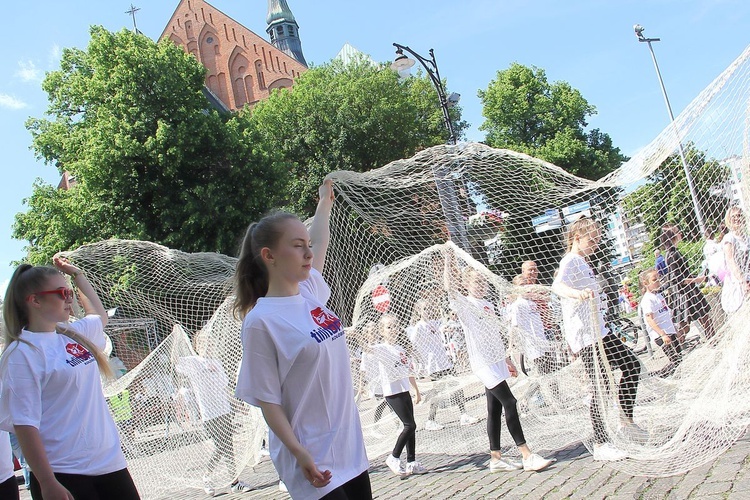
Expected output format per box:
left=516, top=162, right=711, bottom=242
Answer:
left=660, top=223, right=716, bottom=340
left=234, top=180, right=371, bottom=500
left=551, top=217, right=641, bottom=461
left=409, top=299, right=478, bottom=429
left=722, top=206, right=750, bottom=313
left=444, top=253, right=553, bottom=473
left=638, top=269, right=682, bottom=367
left=372, top=314, right=426, bottom=476
left=0, top=256, right=140, bottom=500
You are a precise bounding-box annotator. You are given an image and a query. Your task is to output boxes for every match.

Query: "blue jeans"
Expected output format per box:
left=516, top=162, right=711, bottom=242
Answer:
left=9, top=432, right=30, bottom=489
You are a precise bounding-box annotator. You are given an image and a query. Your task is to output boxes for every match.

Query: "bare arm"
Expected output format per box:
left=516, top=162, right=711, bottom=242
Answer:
left=310, top=180, right=335, bottom=273
left=644, top=312, right=670, bottom=344
left=408, top=376, right=421, bottom=404
left=258, top=401, right=332, bottom=488
left=551, top=280, right=593, bottom=300
left=15, top=425, right=74, bottom=500
left=53, top=255, right=108, bottom=327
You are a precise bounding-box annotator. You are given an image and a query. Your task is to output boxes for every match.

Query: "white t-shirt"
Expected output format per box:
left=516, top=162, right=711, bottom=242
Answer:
left=640, top=291, right=677, bottom=341
left=553, top=253, right=608, bottom=353
left=235, top=269, right=368, bottom=500
left=175, top=356, right=231, bottom=422
left=0, top=316, right=126, bottom=475
left=368, top=343, right=410, bottom=397
left=359, top=351, right=383, bottom=397
left=724, top=232, right=749, bottom=276
left=408, top=319, right=452, bottom=376
left=452, top=295, right=510, bottom=389
left=507, top=296, right=549, bottom=361
left=0, top=431, right=12, bottom=483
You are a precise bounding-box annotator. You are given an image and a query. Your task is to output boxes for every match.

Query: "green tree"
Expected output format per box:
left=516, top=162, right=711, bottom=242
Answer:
left=622, top=144, right=731, bottom=244
left=244, top=57, right=468, bottom=217
left=478, top=63, right=627, bottom=180
left=15, top=27, right=281, bottom=263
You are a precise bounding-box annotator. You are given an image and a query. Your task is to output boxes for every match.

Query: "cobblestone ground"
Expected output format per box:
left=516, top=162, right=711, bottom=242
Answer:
left=16, top=429, right=750, bottom=499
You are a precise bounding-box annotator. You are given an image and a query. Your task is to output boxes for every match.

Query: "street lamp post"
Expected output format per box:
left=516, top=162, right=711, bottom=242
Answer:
left=390, top=43, right=470, bottom=252
left=391, top=43, right=459, bottom=145
left=634, top=24, right=707, bottom=236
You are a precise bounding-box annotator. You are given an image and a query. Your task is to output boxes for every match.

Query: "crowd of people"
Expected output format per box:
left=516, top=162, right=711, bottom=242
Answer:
left=0, top=175, right=745, bottom=499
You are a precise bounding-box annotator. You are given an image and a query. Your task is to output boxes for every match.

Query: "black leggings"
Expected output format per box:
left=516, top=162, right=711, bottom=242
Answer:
left=486, top=381, right=526, bottom=451
left=0, top=475, right=19, bottom=500
left=30, top=468, right=139, bottom=500
left=205, top=413, right=236, bottom=475
left=580, top=334, right=641, bottom=444
left=320, top=470, right=372, bottom=500
left=655, top=334, right=682, bottom=365
left=385, top=392, right=417, bottom=463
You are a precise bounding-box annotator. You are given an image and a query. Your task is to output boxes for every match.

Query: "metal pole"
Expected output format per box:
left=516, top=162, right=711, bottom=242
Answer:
left=639, top=34, right=707, bottom=235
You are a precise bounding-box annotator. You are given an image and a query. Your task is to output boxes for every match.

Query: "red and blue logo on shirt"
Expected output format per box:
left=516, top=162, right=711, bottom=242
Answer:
left=309, top=307, right=343, bottom=343
left=65, top=342, right=94, bottom=367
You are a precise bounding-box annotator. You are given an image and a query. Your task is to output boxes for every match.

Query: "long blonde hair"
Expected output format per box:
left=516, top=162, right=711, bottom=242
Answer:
left=3, top=264, right=113, bottom=378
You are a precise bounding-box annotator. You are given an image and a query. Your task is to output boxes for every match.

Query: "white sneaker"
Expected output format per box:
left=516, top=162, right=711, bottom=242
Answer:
left=259, top=446, right=270, bottom=457
left=278, top=481, right=288, bottom=492
left=424, top=419, right=444, bottom=431
left=202, top=476, right=215, bottom=497
left=489, top=457, right=523, bottom=472
left=460, top=414, right=479, bottom=426
left=522, top=453, right=554, bottom=472
left=593, top=442, right=628, bottom=461
left=386, top=454, right=406, bottom=475
left=231, top=480, right=252, bottom=493
left=406, top=461, right=428, bottom=475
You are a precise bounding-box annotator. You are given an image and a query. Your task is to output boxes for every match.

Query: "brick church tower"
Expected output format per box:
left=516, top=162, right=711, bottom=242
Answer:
left=160, top=0, right=308, bottom=111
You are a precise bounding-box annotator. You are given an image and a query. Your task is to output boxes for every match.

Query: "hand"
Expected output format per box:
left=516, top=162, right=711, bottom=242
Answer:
left=41, top=480, right=75, bottom=500
left=578, top=288, right=595, bottom=300
left=319, top=179, right=334, bottom=203
left=52, top=255, right=81, bottom=277
left=413, top=391, right=422, bottom=405
left=506, top=359, right=518, bottom=377
left=661, top=334, right=671, bottom=345
left=294, top=448, right=332, bottom=488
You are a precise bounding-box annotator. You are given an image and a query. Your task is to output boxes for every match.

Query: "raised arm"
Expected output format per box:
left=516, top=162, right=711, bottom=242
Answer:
left=53, top=255, right=108, bottom=328
left=310, top=179, right=335, bottom=272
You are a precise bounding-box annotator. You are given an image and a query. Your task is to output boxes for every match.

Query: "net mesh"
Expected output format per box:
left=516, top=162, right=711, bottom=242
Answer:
left=57, top=42, right=750, bottom=495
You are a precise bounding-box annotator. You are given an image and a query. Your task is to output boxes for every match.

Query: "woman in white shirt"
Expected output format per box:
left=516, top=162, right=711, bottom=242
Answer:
left=234, top=180, right=370, bottom=500
left=722, top=206, right=750, bottom=313
left=552, top=217, right=641, bottom=462
left=0, top=256, right=139, bottom=500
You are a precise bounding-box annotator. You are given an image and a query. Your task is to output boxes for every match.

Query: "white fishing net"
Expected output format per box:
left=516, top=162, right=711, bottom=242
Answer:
left=58, top=42, right=750, bottom=496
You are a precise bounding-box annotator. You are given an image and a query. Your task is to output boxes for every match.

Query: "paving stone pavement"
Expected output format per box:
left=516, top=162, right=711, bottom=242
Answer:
left=15, top=430, right=750, bottom=499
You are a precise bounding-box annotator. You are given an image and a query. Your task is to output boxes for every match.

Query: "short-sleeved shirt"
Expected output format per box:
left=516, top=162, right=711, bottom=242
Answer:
left=368, top=343, right=410, bottom=397
left=507, top=297, right=550, bottom=361
left=235, top=269, right=368, bottom=500
left=408, top=320, right=452, bottom=376
left=640, top=291, right=677, bottom=341
left=0, top=316, right=126, bottom=475
left=553, top=253, right=608, bottom=353
left=451, top=295, right=510, bottom=389
left=724, top=232, right=749, bottom=277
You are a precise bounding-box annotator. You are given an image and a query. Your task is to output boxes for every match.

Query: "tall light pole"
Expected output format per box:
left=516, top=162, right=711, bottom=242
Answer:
left=390, top=43, right=470, bottom=252
left=391, top=43, right=460, bottom=145
left=634, top=24, right=707, bottom=236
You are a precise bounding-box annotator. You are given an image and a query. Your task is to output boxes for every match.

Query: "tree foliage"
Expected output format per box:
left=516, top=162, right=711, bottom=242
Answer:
left=16, top=27, right=282, bottom=264
left=622, top=144, right=731, bottom=244
left=478, top=63, right=627, bottom=180
left=244, top=57, right=468, bottom=217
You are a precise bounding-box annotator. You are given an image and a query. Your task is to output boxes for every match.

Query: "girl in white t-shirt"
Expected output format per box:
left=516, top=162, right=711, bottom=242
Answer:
left=444, top=255, right=553, bottom=473
left=0, top=257, right=139, bottom=500
left=551, top=217, right=641, bottom=462
left=722, top=206, right=750, bottom=313
left=0, top=431, right=18, bottom=500
left=234, top=180, right=370, bottom=500
left=371, top=314, right=426, bottom=476
left=638, top=269, right=682, bottom=366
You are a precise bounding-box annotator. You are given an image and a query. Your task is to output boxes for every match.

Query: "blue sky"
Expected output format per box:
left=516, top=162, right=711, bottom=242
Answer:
left=1, top=0, right=748, bottom=288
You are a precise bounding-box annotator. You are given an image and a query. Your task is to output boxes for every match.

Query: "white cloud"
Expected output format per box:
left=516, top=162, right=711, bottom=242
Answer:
left=15, top=60, right=41, bottom=83
left=49, top=44, right=61, bottom=66
left=0, top=94, right=28, bottom=109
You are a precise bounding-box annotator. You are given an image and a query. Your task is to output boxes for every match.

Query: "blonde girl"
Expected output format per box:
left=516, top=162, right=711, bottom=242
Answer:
left=638, top=269, right=682, bottom=367
left=0, top=256, right=139, bottom=500
left=722, top=206, right=749, bottom=313
left=552, top=217, right=641, bottom=462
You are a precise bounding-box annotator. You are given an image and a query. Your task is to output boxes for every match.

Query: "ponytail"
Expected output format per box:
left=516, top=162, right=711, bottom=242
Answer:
left=2, top=264, right=113, bottom=378
left=233, top=212, right=298, bottom=319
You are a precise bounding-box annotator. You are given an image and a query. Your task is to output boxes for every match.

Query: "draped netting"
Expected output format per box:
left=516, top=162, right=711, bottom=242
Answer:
left=59, top=42, right=750, bottom=496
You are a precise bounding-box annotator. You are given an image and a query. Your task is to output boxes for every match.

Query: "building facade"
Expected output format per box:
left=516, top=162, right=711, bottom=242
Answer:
left=160, top=0, right=308, bottom=111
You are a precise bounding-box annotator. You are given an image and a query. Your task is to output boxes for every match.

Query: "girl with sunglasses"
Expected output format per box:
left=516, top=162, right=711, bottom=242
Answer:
left=0, top=256, right=140, bottom=500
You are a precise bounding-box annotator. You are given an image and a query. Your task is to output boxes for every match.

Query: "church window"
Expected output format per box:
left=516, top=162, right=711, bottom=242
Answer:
left=206, top=36, right=214, bottom=44
left=288, top=26, right=295, bottom=37
left=277, top=26, right=284, bottom=36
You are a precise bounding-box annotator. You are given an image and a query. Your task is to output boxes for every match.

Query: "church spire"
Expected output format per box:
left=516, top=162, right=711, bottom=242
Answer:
left=266, top=0, right=307, bottom=67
